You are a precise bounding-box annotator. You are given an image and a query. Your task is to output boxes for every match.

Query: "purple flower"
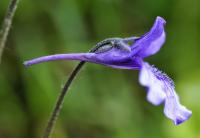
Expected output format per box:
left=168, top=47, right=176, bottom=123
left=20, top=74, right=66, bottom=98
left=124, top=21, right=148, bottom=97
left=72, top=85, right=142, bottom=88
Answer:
left=24, top=16, right=191, bottom=125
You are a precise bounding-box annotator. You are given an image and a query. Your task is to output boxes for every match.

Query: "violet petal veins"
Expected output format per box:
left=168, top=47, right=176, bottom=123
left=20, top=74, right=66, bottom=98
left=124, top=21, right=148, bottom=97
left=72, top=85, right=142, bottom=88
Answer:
left=24, top=16, right=192, bottom=125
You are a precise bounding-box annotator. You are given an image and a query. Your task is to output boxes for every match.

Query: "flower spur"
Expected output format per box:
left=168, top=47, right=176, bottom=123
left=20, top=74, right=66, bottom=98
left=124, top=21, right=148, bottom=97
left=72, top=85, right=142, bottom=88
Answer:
left=24, top=16, right=192, bottom=138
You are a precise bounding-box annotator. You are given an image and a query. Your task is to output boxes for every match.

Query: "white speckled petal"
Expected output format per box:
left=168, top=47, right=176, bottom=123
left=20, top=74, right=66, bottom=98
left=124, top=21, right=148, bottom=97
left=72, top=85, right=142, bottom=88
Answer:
left=139, top=62, right=192, bottom=125
left=139, top=63, right=166, bottom=105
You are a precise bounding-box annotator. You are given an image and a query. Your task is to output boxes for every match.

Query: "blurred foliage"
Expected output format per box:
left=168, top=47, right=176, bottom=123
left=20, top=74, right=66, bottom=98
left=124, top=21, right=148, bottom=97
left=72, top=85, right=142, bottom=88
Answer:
left=0, top=0, right=200, bottom=138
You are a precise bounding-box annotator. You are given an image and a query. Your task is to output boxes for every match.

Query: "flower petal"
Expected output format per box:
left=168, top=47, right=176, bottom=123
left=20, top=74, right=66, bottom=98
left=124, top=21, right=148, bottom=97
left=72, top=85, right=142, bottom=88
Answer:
left=164, top=92, right=192, bottom=125
left=139, top=62, right=192, bottom=125
left=24, top=48, right=141, bottom=69
left=131, top=16, right=166, bottom=58
left=139, top=62, right=166, bottom=105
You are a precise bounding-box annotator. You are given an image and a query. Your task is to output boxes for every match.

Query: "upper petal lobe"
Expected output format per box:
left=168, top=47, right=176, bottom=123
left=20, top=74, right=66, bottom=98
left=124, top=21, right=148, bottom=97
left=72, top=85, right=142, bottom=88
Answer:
left=131, top=16, right=166, bottom=58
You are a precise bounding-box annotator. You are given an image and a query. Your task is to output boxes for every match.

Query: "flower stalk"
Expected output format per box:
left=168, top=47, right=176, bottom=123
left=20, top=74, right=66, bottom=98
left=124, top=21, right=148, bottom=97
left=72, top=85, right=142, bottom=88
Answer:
left=43, top=38, right=118, bottom=138
left=0, top=0, right=20, bottom=63
left=43, top=61, right=85, bottom=138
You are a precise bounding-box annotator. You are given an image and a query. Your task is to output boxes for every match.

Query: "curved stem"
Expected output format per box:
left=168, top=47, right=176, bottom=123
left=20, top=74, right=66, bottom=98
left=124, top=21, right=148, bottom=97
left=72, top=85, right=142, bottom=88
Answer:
left=0, top=0, right=20, bottom=63
left=43, top=61, right=85, bottom=138
left=42, top=38, right=115, bottom=138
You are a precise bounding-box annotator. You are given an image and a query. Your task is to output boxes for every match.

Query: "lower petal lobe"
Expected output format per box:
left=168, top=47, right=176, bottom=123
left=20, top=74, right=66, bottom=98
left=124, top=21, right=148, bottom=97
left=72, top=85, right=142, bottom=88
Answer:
left=139, top=62, right=191, bottom=125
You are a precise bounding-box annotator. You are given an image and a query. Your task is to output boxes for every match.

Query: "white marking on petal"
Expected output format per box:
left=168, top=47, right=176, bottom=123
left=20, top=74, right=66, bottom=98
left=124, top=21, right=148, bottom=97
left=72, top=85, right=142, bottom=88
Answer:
left=139, top=62, right=166, bottom=105
left=139, top=62, right=192, bottom=125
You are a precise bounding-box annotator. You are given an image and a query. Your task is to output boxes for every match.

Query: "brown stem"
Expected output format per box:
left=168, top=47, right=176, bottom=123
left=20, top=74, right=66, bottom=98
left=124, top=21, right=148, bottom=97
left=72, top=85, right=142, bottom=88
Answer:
left=0, top=0, right=20, bottom=63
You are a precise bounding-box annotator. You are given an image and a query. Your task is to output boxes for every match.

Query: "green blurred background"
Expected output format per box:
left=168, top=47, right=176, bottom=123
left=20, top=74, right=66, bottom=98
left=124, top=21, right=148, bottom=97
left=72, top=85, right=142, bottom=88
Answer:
left=0, top=0, right=199, bottom=138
